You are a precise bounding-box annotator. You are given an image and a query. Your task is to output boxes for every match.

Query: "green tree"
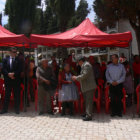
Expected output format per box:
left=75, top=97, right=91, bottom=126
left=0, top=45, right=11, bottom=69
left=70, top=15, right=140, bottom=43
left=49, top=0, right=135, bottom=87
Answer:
left=32, top=8, right=44, bottom=34
left=93, top=0, right=140, bottom=55
left=48, top=0, right=75, bottom=59
left=44, top=1, right=59, bottom=34
left=5, top=0, right=41, bottom=36
left=49, top=0, right=75, bottom=32
left=69, top=0, right=90, bottom=28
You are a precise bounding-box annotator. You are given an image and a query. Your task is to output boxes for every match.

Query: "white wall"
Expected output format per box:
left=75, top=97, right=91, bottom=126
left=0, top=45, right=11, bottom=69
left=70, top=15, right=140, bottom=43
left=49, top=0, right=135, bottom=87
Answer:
left=118, top=19, right=139, bottom=56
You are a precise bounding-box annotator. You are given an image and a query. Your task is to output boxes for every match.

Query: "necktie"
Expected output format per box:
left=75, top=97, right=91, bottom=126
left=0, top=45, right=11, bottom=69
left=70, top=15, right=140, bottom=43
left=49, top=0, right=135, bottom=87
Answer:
left=11, top=58, right=14, bottom=70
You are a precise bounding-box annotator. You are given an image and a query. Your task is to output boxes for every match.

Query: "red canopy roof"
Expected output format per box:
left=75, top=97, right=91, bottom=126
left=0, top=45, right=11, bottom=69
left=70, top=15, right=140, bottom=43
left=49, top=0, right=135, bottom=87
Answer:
left=30, top=18, right=132, bottom=48
left=0, top=25, right=30, bottom=48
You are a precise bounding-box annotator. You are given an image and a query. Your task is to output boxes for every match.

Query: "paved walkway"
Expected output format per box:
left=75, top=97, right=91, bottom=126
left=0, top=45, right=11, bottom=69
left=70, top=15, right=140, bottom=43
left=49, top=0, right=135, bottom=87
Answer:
left=0, top=105, right=140, bottom=140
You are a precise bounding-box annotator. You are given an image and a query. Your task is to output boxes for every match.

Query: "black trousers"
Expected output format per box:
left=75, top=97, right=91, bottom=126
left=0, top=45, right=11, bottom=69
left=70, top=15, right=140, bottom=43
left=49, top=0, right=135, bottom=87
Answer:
left=3, top=80, right=21, bottom=112
left=110, top=84, right=123, bottom=115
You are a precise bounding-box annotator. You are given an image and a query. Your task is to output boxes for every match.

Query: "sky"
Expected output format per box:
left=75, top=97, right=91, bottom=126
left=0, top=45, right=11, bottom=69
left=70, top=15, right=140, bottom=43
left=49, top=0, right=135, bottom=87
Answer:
left=0, top=0, right=95, bottom=26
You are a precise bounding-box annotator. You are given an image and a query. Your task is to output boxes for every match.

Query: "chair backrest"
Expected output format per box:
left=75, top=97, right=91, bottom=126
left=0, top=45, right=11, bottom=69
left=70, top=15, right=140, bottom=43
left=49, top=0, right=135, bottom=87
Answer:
left=0, top=79, right=4, bottom=94
left=20, top=83, right=24, bottom=91
left=32, top=78, right=38, bottom=90
left=94, top=86, right=101, bottom=99
left=122, top=88, right=127, bottom=98
left=136, top=84, right=140, bottom=94
left=98, top=79, right=104, bottom=89
left=105, top=85, right=110, bottom=99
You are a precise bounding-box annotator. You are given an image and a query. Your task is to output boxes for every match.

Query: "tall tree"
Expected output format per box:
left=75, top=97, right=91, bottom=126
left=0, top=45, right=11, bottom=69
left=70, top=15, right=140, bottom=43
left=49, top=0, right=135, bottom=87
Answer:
left=0, top=13, right=2, bottom=25
left=93, top=0, right=140, bottom=55
left=49, top=0, right=75, bottom=32
left=44, top=1, right=59, bottom=34
left=69, top=0, right=90, bottom=28
left=5, top=0, right=41, bottom=36
left=48, top=0, right=75, bottom=59
left=32, top=8, right=44, bottom=34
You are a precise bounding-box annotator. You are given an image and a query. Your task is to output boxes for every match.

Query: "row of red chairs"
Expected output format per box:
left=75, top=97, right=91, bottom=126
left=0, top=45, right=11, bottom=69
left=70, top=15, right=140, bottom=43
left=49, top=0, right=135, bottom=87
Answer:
left=33, top=79, right=127, bottom=114
left=0, top=78, right=140, bottom=114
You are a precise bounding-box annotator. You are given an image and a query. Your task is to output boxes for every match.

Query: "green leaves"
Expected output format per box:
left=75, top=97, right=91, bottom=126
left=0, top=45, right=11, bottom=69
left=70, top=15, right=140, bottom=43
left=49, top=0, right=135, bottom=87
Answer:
left=49, top=0, right=75, bottom=32
left=93, top=0, right=140, bottom=54
left=4, top=0, right=41, bottom=35
left=68, top=0, right=90, bottom=28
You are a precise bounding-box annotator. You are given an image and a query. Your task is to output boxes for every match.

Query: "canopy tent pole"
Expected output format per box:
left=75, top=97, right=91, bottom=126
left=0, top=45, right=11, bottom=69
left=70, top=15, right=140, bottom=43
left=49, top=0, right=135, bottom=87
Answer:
left=23, top=42, right=27, bottom=112
left=29, top=43, right=31, bottom=57
left=34, top=44, right=38, bottom=66
left=129, top=41, right=135, bottom=118
left=2, top=49, right=4, bottom=60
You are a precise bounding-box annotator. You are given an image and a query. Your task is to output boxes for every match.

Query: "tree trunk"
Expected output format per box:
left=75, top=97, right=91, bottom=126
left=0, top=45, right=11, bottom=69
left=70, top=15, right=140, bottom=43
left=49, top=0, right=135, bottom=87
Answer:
left=129, top=20, right=140, bottom=55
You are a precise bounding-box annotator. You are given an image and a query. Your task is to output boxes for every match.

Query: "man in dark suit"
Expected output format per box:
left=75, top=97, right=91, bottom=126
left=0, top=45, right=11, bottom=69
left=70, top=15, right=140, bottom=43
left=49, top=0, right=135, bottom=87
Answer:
left=1, top=47, right=22, bottom=114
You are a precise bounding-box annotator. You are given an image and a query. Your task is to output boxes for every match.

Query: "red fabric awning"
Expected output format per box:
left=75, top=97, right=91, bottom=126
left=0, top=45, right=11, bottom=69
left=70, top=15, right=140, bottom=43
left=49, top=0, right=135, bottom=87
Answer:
left=30, top=18, right=132, bottom=48
left=0, top=25, right=31, bottom=48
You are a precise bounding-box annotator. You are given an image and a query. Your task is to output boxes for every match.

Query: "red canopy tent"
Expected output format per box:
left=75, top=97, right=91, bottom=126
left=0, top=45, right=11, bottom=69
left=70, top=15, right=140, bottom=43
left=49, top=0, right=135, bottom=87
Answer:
left=0, top=25, right=30, bottom=48
left=30, top=18, right=132, bottom=48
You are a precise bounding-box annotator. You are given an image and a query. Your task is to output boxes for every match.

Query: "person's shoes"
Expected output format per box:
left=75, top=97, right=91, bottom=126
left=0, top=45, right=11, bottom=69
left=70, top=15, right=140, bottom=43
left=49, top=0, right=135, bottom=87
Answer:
left=39, top=112, right=44, bottom=115
left=61, top=113, right=65, bottom=116
left=47, top=112, right=54, bottom=115
left=69, top=112, right=74, bottom=116
left=81, top=114, right=86, bottom=118
left=15, top=110, right=20, bottom=114
left=110, top=113, right=116, bottom=117
left=138, top=114, right=140, bottom=118
left=0, top=110, right=8, bottom=114
left=117, top=113, right=122, bottom=117
left=83, top=116, right=92, bottom=121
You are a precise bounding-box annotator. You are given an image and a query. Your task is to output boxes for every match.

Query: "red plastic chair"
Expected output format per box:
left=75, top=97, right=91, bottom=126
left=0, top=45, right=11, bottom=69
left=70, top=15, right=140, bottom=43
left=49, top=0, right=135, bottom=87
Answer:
left=136, top=84, right=140, bottom=113
left=97, top=79, right=104, bottom=90
left=0, top=79, right=5, bottom=101
left=105, top=85, right=127, bottom=114
left=97, top=79, right=105, bottom=105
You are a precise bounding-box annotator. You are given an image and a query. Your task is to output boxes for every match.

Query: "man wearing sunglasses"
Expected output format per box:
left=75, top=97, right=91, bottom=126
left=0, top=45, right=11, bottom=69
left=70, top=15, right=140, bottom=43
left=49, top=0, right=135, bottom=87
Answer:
left=1, top=47, right=22, bottom=114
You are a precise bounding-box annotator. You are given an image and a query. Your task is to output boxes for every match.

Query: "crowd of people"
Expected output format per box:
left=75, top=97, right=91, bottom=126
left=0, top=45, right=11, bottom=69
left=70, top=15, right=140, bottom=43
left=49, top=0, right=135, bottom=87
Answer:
left=0, top=47, right=140, bottom=121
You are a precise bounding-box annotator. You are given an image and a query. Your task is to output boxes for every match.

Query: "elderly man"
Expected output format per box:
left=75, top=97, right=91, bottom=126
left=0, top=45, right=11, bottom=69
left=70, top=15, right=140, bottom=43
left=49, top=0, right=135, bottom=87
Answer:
left=36, top=59, right=54, bottom=115
left=106, top=54, right=126, bottom=117
left=72, top=57, right=96, bottom=121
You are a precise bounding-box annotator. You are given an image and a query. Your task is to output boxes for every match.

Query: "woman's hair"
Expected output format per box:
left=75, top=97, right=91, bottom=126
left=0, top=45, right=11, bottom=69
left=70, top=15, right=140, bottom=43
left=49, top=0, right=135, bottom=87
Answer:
left=63, top=63, right=70, bottom=70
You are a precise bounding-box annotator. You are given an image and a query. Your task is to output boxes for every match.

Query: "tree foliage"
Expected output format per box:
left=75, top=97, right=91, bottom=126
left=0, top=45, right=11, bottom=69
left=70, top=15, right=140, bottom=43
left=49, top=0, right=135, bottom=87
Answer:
left=49, top=0, right=75, bottom=32
left=5, top=0, right=41, bottom=36
left=43, top=1, right=59, bottom=34
left=93, top=0, right=140, bottom=54
left=69, top=0, right=90, bottom=28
